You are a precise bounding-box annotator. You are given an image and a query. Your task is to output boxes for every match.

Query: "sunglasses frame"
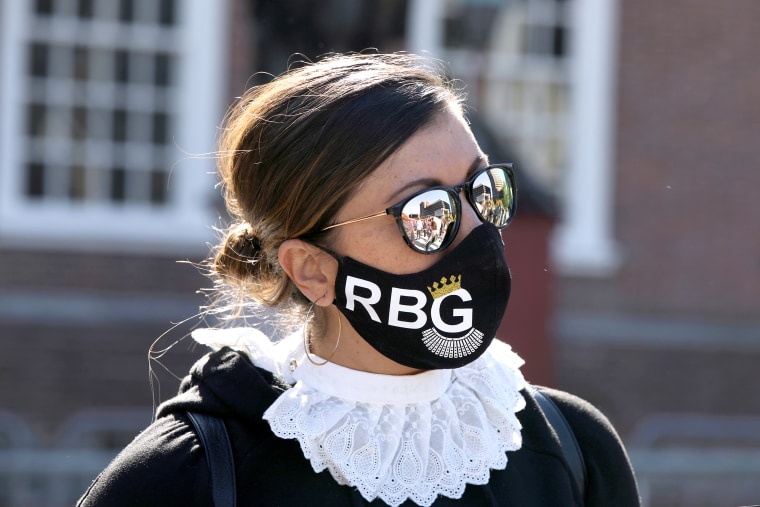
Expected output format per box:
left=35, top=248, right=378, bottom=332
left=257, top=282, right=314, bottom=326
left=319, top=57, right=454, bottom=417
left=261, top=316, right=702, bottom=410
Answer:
left=321, top=163, right=516, bottom=254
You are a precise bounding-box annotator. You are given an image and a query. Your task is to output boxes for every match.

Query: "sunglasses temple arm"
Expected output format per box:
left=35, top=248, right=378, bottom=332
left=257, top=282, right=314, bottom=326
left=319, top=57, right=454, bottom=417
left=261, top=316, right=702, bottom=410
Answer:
left=321, top=211, right=388, bottom=231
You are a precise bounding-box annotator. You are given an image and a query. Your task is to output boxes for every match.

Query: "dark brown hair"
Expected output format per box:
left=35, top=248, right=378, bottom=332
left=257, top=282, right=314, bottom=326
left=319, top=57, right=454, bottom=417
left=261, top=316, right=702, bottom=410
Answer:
left=211, top=53, right=463, bottom=316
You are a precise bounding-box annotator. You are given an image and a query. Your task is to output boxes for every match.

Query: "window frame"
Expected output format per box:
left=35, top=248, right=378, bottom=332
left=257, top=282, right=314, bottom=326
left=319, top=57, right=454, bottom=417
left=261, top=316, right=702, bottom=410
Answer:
left=407, top=0, right=622, bottom=276
left=0, top=0, right=228, bottom=253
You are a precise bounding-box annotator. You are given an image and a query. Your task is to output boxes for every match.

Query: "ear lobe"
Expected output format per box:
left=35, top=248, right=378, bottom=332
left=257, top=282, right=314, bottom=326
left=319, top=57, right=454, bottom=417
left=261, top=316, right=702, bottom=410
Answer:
left=278, top=239, right=337, bottom=305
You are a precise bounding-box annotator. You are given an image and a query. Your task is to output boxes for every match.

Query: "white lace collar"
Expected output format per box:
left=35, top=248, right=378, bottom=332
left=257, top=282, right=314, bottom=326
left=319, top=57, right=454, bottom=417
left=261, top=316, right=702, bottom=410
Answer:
left=192, top=328, right=527, bottom=507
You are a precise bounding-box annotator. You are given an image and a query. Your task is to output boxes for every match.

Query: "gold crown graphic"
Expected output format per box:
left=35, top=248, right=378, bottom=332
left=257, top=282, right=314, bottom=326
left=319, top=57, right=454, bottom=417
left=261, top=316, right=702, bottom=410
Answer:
left=427, top=275, right=462, bottom=299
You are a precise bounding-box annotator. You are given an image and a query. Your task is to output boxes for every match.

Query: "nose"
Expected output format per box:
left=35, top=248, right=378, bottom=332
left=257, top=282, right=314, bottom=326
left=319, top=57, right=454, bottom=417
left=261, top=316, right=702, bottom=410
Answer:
left=449, top=192, right=481, bottom=250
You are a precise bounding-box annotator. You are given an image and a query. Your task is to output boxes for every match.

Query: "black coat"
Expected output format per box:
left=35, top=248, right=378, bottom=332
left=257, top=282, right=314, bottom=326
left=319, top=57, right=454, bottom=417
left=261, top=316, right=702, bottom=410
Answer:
left=77, top=348, right=640, bottom=506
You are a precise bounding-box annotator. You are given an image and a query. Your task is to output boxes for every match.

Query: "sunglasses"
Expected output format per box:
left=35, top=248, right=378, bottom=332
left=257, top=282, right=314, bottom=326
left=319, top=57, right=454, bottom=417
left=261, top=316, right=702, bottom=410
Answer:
left=321, top=163, right=516, bottom=254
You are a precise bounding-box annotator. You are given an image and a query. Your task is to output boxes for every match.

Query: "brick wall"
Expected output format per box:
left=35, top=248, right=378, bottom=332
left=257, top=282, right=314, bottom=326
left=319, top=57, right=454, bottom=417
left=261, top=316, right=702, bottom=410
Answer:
left=0, top=248, right=211, bottom=439
left=612, top=0, right=760, bottom=318
left=555, top=0, right=760, bottom=436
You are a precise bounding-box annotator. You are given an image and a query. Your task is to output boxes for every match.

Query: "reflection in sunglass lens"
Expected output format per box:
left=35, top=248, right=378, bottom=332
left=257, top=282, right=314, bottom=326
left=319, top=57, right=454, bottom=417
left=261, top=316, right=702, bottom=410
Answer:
left=399, top=189, right=459, bottom=253
left=471, top=167, right=513, bottom=228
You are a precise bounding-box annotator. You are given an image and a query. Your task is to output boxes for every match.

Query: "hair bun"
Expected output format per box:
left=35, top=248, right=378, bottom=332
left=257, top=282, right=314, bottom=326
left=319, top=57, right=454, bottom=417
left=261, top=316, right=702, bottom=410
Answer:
left=213, top=223, right=272, bottom=288
left=242, top=228, right=262, bottom=255
left=225, top=223, right=262, bottom=258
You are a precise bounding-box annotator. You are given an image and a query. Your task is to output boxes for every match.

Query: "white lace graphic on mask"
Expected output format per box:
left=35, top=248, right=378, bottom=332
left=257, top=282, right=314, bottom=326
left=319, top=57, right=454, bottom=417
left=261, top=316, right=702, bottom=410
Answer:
left=262, top=339, right=526, bottom=507
left=421, top=327, right=484, bottom=358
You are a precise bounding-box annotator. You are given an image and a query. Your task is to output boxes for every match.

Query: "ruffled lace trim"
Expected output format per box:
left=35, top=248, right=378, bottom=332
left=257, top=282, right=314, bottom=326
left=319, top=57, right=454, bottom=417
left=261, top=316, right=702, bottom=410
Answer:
left=192, top=328, right=527, bottom=506
left=269, top=343, right=525, bottom=506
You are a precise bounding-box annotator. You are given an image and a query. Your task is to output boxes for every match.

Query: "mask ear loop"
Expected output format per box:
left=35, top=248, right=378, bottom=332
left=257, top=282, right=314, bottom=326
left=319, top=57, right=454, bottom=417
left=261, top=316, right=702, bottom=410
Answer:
left=303, top=296, right=341, bottom=366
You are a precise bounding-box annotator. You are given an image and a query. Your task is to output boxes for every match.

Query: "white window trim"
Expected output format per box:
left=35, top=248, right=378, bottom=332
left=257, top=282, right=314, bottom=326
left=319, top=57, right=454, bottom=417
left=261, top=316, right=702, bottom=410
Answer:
left=550, top=0, right=622, bottom=276
left=407, top=0, right=444, bottom=58
left=408, top=0, right=622, bottom=277
left=0, top=0, right=228, bottom=254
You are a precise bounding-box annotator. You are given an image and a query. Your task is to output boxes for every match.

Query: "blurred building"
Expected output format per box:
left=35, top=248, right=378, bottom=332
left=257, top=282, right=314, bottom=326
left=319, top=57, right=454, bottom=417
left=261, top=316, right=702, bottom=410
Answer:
left=1, top=1, right=759, bottom=506
left=0, top=1, right=226, bottom=504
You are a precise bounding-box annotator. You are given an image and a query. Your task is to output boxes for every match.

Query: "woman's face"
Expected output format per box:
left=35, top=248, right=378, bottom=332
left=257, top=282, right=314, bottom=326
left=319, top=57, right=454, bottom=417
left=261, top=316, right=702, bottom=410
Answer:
left=327, top=106, right=489, bottom=274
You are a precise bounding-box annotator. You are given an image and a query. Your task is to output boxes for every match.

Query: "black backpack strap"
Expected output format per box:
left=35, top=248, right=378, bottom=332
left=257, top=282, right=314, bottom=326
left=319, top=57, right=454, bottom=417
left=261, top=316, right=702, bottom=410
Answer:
left=186, top=412, right=237, bottom=507
left=532, top=388, right=587, bottom=500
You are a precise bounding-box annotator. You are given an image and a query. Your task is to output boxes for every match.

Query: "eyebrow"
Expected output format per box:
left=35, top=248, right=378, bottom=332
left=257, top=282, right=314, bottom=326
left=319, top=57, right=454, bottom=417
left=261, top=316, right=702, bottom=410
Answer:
left=386, top=155, right=487, bottom=203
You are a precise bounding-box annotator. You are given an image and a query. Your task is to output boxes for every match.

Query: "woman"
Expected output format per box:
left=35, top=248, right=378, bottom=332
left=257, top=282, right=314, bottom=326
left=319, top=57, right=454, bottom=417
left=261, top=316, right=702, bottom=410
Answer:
left=77, top=53, right=639, bottom=506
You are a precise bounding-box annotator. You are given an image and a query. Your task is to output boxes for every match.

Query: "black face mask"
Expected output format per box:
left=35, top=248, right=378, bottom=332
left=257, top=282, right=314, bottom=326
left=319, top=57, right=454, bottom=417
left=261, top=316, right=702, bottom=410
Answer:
left=324, top=223, right=511, bottom=370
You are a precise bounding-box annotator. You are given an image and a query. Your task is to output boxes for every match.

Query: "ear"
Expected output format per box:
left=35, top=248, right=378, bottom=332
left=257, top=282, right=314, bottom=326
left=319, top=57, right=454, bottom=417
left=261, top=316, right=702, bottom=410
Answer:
left=278, top=239, right=338, bottom=306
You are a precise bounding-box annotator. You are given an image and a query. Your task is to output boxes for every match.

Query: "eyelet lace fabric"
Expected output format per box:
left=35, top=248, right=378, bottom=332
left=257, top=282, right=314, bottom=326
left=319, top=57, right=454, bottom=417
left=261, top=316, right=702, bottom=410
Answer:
left=192, top=328, right=527, bottom=507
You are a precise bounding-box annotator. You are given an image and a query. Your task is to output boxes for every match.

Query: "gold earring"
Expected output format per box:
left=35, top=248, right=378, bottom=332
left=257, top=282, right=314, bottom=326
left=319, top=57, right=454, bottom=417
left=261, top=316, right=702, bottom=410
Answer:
left=303, top=299, right=341, bottom=366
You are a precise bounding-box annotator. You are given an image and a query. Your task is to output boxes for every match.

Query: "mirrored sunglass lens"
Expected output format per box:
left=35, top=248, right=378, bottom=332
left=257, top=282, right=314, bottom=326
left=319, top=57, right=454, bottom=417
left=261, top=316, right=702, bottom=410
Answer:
left=400, top=189, right=458, bottom=253
left=471, top=167, right=514, bottom=228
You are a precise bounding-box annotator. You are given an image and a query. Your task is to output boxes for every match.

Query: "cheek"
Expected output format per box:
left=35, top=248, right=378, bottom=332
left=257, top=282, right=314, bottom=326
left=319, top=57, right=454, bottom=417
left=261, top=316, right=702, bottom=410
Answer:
left=332, top=220, right=438, bottom=275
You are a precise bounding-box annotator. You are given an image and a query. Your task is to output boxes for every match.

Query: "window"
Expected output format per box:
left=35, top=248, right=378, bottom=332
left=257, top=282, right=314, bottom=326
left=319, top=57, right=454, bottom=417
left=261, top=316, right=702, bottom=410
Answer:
left=408, top=0, right=621, bottom=275
left=0, top=0, right=227, bottom=250
left=437, top=0, right=572, bottom=192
